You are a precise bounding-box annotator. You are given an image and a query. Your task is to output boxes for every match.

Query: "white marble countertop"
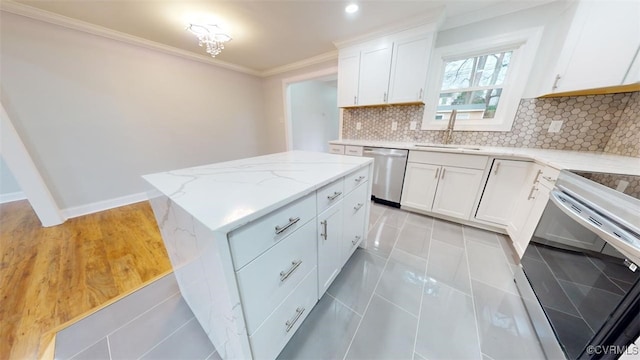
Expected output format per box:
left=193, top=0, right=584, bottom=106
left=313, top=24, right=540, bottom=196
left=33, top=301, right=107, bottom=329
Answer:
left=143, top=151, right=373, bottom=233
left=330, top=139, right=640, bottom=176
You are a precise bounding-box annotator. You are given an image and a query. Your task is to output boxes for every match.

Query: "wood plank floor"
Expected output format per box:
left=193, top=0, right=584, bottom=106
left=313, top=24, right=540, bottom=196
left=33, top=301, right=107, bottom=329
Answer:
left=0, top=200, right=171, bottom=360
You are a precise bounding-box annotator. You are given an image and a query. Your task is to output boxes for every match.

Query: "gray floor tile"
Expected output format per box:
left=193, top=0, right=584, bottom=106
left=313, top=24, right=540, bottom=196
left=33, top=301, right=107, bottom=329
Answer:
left=471, top=280, right=545, bottom=360
left=377, top=207, right=408, bottom=228
left=405, top=213, right=434, bottom=229
left=498, top=235, right=521, bottom=267
left=426, top=240, right=472, bottom=295
left=375, top=249, right=427, bottom=316
left=416, top=282, right=481, bottom=360
left=206, top=352, right=222, bottom=360
left=396, top=223, right=431, bottom=260
left=464, top=226, right=501, bottom=248
left=278, top=293, right=361, bottom=360
left=140, top=318, right=214, bottom=360
left=364, top=221, right=401, bottom=259
left=482, top=353, right=494, bottom=360
left=327, top=249, right=386, bottom=315
left=466, top=241, right=518, bottom=295
left=431, top=219, right=464, bottom=248
left=108, top=293, right=194, bottom=359
left=414, top=352, right=427, bottom=360
left=69, top=338, right=110, bottom=360
left=345, top=295, right=417, bottom=360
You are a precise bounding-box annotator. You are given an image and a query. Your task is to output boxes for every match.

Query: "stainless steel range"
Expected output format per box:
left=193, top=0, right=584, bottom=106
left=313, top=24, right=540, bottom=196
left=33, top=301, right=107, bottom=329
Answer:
left=515, top=169, right=640, bottom=359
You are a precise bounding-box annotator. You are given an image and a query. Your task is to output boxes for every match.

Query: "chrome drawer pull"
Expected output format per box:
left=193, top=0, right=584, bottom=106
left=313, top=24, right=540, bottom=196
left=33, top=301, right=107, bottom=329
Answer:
left=354, top=203, right=364, bottom=211
left=327, top=191, right=342, bottom=201
left=275, top=217, right=300, bottom=235
left=352, top=235, right=361, bottom=245
left=494, top=162, right=501, bottom=175
left=434, top=168, right=440, bottom=179
left=527, top=186, right=538, bottom=200
left=320, top=220, right=327, bottom=240
left=285, top=307, right=305, bottom=332
left=533, top=169, right=543, bottom=184
left=354, top=175, right=365, bottom=182
left=542, top=176, right=555, bottom=182
left=280, top=260, right=302, bottom=282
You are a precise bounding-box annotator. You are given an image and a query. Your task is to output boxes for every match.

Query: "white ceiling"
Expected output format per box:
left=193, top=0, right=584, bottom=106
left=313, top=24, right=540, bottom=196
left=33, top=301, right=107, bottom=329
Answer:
left=8, top=0, right=549, bottom=74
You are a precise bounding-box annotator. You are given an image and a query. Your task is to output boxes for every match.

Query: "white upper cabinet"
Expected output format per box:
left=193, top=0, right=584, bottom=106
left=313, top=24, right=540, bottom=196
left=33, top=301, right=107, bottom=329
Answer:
left=337, top=51, right=361, bottom=107
left=543, top=0, right=640, bottom=94
left=336, top=24, right=437, bottom=107
left=388, top=35, right=433, bottom=104
left=357, top=42, right=394, bottom=106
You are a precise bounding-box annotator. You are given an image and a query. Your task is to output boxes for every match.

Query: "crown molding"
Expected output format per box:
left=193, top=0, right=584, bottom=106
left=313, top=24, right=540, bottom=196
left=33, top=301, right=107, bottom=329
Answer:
left=333, top=9, right=445, bottom=49
left=259, top=50, right=338, bottom=78
left=0, top=1, right=262, bottom=77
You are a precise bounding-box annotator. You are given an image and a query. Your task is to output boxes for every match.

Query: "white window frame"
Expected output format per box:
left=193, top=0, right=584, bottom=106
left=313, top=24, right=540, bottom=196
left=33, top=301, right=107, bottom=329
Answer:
left=421, top=27, right=543, bottom=132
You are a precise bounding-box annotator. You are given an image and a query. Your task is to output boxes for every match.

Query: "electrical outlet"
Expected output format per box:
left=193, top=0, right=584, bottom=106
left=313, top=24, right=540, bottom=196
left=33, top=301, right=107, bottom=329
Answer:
left=548, top=120, right=563, bottom=133
left=356, top=122, right=362, bottom=130
left=410, top=121, right=417, bottom=130
left=392, top=121, right=398, bottom=131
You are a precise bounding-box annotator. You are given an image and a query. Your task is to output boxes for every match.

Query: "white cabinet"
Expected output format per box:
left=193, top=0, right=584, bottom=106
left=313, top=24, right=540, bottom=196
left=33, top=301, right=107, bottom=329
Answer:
left=337, top=26, right=436, bottom=107
left=543, top=0, right=640, bottom=94
left=388, top=35, right=433, bottom=104
left=337, top=51, right=361, bottom=107
left=345, top=145, right=363, bottom=156
left=475, top=159, right=533, bottom=225
left=432, top=166, right=484, bottom=220
left=317, top=200, right=343, bottom=297
left=358, top=42, right=394, bottom=106
left=329, top=144, right=345, bottom=155
left=341, top=184, right=368, bottom=265
left=507, top=164, right=560, bottom=256
left=401, top=151, right=487, bottom=221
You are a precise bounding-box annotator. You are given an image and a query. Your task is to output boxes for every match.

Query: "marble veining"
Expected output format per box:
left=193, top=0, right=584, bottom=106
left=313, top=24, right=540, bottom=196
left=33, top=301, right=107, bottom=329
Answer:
left=143, top=151, right=373, bottom=233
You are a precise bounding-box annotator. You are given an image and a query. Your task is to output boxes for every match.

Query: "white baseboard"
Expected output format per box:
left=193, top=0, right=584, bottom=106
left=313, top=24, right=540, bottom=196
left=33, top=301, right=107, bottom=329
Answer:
left=0, top=191, right=27, bottom=204
left=62, top=192, right=149, bottom=219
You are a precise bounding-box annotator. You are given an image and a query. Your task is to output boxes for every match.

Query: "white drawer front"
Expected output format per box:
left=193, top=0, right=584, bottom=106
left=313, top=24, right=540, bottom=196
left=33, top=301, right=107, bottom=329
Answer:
left=345, top=145, right=363, bottom=156
left=229, top=192, right=315, bottom=270
left=344, top=166, right=369, bottom=194
left=249, top=268, right=318, bottom=360
left=341, top=184, right=368, bottom=264
left=539, top=166, right=560, bottom=189
left=316, top=178, right=345, bottom=214
left=236, top=220, right=317, bottom=335
left=328, top=144, right=345, bottom=154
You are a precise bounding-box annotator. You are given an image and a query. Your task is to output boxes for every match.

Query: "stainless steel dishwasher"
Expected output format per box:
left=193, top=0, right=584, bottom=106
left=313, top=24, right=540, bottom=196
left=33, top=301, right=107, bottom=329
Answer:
left=362, top=147, right=409, bottom=207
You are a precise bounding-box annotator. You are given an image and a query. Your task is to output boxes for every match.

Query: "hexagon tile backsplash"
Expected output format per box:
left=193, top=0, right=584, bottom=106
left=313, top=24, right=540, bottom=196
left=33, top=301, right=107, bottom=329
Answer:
left=342, top=91, right=639, bottom=157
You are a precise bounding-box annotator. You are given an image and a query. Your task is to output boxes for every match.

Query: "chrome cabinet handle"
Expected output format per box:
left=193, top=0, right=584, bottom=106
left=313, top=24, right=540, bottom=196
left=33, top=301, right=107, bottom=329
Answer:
left=275, top=217, right=301, bottom=235
left=434, top=168, right=440, bottom=179
left=418, top=88, right=423, bottom=99
left=354, top=203, right=364, bottom=211
left=354, top=175, right=365, bottom=182
left=552, top=74, right=561, bottom=90
left=383, top=92, right=388, bottom=102
left=285, top=307, right=305, bottom=332
left=280, top=260, right=302, bottom=282
left=543, top=176, right=555, bottom=182
left=527, top=186, right=538, bottom=200
left=352, top=235, right=361, bottom=245
left=320, top=220, right=327, bottom=240
left=353, top=96, right=357, bottom=105
left=533, top=169, right=543, bottom=184
left=441, top=168, right=446, bottom=179
left=494, top=162, right=501, bottom=175
left=327, top=191, right=342, bottom=201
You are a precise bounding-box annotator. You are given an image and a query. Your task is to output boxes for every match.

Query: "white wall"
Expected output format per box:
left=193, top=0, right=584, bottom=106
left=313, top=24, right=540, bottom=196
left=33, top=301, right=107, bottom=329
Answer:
left=0, top=12, right=270, bottom=210
left=290, top=80, right=339, bottom=152
left=261, top=60, right=338, bottom=153
left=0, top=156, right=22, bottom=195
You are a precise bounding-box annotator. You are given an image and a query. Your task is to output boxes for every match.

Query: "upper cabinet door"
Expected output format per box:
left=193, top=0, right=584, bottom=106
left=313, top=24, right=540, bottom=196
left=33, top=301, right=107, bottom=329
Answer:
left=549, top=0, right=640, bottom=94
left=337, top=51, right=361, bottom=107
left=387, top=35, right=433, bottom=104
left=357, top=42, right=393, bottom=106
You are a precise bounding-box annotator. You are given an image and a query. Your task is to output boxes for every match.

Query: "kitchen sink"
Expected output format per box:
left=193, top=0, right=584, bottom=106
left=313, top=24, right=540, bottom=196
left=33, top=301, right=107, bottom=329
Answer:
left=414, top=144, right=482, bottom=151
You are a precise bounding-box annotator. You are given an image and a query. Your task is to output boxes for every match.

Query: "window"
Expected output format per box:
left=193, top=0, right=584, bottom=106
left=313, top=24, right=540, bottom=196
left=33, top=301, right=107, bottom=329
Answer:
left=421, top=28, right=543, bottom=132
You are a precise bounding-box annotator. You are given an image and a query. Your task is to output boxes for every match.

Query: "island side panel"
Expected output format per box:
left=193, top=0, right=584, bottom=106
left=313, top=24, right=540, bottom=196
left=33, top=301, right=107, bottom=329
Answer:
left=148, top=192, right=252, bottom=359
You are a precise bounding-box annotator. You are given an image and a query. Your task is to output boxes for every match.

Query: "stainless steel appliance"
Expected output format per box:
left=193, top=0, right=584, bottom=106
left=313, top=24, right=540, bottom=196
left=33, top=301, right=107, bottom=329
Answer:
left=515, top=170, right=640, bottom=359
left=362, top=147, right=408, bottom=207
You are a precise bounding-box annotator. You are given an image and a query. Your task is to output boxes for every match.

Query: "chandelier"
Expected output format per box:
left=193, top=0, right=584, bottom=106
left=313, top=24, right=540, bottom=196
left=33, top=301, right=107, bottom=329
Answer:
left=186, top=23, right=232, bottom=58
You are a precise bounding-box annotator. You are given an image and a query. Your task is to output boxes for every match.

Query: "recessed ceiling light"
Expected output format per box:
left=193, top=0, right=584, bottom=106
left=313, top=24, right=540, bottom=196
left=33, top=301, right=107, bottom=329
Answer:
left=345, top=4, right=359, bottom=14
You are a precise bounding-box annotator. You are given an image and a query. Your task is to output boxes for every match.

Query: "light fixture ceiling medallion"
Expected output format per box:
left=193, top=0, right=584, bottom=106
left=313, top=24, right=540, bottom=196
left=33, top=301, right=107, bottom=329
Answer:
left=186, top=23, right=232, bottom=58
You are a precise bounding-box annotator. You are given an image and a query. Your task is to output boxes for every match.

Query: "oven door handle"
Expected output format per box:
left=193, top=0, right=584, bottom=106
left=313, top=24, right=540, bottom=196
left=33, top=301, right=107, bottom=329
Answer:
left=549, top=189, right=640, bottom=265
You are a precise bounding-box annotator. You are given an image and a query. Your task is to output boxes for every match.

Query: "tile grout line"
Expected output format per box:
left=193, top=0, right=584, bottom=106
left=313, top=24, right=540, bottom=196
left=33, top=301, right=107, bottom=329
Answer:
left=461, top=226, right=485, bottom=359
left=341, top=207, right=407, bottom=360
left=136, top=316, right=197, bottom=360
left=107, top=336, right=113, bottom=360
left=493, top=232, right=518, bottom=275
left=375, top=293, right=419, bottom=319
left=326, top=292, right=364, bottom=317
left=412, top=216, right=434, bottom=360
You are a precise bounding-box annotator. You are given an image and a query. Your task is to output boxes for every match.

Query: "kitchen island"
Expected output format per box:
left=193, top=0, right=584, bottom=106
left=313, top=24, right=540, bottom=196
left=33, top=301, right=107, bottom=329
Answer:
left=143, top=151, right=373, bottom=360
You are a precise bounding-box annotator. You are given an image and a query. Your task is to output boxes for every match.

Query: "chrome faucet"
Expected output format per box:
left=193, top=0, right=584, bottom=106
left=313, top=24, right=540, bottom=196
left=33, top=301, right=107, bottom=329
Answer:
left=443, top=109, right=457, bottom=145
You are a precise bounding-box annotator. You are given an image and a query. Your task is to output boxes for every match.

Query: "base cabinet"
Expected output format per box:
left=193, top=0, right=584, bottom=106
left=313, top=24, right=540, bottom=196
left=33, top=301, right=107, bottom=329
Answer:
left=341, top=185, right=368, bottom=264
left=401, top=162, right=439, bottom=211
left=317, top=203, right=343, bottom=297
left=476, top=159, right=533, bottom=225
left=431, top=166, right=484, bottom=220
